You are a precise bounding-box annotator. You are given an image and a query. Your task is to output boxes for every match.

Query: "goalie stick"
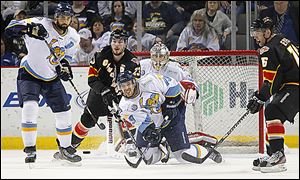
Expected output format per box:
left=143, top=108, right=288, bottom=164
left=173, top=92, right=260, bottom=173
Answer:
left=182, top=110, right=250, bottom=164
left=44, top=39, right=105, bottom=130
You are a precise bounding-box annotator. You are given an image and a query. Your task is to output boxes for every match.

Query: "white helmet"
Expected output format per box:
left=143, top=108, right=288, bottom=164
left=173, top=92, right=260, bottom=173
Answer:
left=150, top=43, right=170, bottom=70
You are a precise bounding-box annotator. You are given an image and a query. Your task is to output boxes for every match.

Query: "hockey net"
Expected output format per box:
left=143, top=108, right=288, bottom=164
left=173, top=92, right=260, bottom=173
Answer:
left=134, top=50, right=264, bottom=154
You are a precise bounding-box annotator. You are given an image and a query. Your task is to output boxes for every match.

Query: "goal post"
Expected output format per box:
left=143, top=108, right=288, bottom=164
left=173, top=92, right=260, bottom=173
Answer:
left=133, top=50, right=264, bottom=154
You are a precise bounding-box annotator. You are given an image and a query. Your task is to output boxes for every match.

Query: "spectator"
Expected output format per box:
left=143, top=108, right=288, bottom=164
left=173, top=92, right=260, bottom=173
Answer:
left=10, top=9, right=28, bottom=62
left=176, top=10, right=219, bottom=51
left=259, top=1, right=299, bottom=46
left=90, top=16, right=105, bottom=48
left=199, top=1, right=233, bottom=49
left=1, top=34, right=18, bottom=66
left=97, top=1, right=111, bottom=18
left=127, top=18, right=162, bottom=51
left=98, top=1, right=138, bottom=21
left=94, top=21, right=126, bottom=50
left=143, top=1, right=185, bottom=50
left=25, top=1, right=58, bottom=17
left=72, top=28, right=99, bottom=65
left=1, top=1, right=27, bottom=21
left=172, top=1, right=206, bottom=26
left=72, top=1, right=99, bottom=29
left=70, top=16, right=80, bottom=31
left=102, top=1, right=133, bottom=32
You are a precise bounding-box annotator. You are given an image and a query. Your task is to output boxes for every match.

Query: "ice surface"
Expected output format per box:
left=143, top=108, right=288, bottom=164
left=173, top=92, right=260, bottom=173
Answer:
left=1, top=149, right=299, bottom=179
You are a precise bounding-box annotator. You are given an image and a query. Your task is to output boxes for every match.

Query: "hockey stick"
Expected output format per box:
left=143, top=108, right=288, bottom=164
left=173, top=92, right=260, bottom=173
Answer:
left=44, top=40, right=105, bottom=130
left=182, top=110, right=250, bottom=164
left=109, top=101, right=168, bottom=168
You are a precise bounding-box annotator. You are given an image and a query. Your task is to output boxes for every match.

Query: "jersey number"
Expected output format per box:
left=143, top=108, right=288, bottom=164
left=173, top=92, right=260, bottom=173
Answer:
left=261, top=57, right=268, bottom=68
left=287, top=44, right=299, bottom=67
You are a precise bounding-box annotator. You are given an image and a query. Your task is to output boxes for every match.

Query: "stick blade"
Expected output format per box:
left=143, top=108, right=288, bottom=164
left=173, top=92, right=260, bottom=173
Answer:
left=181, top=152, right=206, bottom=164
left=124, top=156, right=142, bottom=168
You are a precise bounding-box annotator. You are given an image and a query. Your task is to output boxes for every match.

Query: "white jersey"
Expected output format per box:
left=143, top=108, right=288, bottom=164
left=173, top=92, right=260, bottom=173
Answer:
left=176, top=26, right=219, bottom=51
left=71, top=44, right=99, bottom=65
left=16, top=17, right=80, bottom=81
left=140, top=58, right=195, bottom=82
left=119, top=73, right=181, bottom=133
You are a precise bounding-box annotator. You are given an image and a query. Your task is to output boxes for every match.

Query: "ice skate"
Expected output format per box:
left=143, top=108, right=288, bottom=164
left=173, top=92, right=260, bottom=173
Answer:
left=24, top=146, right=37, bottom=163
left=259, top=151, right=287, bottom=173
left=125, top=139, right=138, bottom=157
left=160, top=139, right=170, bottom=163
left=252, top=155, right=269, bottom=171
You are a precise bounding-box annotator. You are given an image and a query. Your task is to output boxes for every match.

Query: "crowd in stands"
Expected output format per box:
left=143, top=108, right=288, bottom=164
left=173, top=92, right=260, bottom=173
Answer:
left=1, top=1, right=299, bottom=66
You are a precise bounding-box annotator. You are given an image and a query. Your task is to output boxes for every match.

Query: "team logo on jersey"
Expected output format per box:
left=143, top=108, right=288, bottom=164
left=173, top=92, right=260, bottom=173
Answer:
left=259, top=46, right=270, bottom=55
left=139, top=93, right=161, bottom=114
left=48, top=46, right=66, bottom=65
left=131, top=104, right=138, bottom=111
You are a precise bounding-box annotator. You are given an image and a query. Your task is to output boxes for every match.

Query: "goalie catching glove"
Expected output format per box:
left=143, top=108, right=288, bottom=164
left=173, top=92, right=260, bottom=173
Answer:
left=180, top=80, right=199, bottom=104
left=55, top=59, right=73, bottom=81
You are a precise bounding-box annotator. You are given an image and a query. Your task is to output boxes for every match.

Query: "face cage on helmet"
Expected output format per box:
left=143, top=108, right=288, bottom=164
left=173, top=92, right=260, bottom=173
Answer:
left=151, top=54, right=169, bottom=70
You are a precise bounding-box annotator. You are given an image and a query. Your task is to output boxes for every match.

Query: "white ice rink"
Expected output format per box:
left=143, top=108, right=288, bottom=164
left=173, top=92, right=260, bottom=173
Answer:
left=1, top=149, right=299, bottom=179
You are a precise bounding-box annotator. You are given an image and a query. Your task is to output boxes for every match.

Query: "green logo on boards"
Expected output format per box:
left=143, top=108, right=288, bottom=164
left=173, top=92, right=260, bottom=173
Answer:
left=199, top=81, right=223, bottom=116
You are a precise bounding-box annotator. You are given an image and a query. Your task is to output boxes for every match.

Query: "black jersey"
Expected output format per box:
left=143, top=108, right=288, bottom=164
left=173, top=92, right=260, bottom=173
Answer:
left=88, top=46, right=141, bottom=94
left=258, top=34, right=299, bottom=100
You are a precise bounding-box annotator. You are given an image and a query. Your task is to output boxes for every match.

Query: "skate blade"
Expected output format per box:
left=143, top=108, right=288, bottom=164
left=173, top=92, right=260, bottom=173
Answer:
left=252, top=166, right=260, bottom=171
left=27, top=163, right=35, bottom=169
left=61, top=160, right=82, bottom=167
left=260, top=164, right=287, bottom=173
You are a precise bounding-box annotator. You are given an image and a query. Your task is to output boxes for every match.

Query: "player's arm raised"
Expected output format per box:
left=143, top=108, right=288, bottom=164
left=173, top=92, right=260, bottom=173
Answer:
left=5, top=18, right=48, bottom=40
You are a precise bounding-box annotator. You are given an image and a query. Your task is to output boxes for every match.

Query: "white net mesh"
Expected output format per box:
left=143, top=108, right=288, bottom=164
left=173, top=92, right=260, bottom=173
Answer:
left=169, top=52, right=262, bottom=153
left=96, top=51, right=263, bottom=155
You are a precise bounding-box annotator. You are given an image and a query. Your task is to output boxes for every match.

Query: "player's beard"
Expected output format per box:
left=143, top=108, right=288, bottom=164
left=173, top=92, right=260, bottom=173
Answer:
left=56, top=22, right=69, bottom=32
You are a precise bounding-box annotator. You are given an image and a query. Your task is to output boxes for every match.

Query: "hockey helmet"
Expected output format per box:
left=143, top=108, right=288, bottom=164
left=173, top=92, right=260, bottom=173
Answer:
left=110, top=29, right=128, bottom=43
left=117, top=70, right=137, bottom=98
left=150, top=43, right=170, bottom=71
left=250, top=17, right=274, bottom=36
left=55, top=2, right=73, bottom=17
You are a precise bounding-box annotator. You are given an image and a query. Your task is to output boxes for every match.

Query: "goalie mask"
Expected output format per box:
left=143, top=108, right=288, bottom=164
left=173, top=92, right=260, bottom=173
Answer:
left=150, top=43, right=170, bottom=71
left=117, top=70, right=138, bottom=98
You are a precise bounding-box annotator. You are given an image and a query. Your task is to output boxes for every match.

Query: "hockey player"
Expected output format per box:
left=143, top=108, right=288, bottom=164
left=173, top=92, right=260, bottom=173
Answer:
left=117, top=70, right=222, bottom=165
left=4, top=2, right=81, bottom=164
left=69, top=28, right=141, bottom=151
left=122, top=43, right=219, bottom=159
left=248, top=17, right=299, bottom=173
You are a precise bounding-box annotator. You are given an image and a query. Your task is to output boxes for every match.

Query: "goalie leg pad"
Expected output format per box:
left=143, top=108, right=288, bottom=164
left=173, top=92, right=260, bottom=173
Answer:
left=188, top=132, right=218, bottom=146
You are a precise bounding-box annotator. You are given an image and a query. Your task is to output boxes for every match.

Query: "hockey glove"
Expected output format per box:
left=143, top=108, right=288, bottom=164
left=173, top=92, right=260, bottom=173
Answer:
left=56, top=59, right=73, bottom=81
left=161, top=96, right=180, bottom=120
left=180, top=80, right=199, bottom=104
left=27, top=22, right=48, bottom=40
left=247, top=91, right=265, bottom=114
left=101, top=87, right=119, bottom=107
left=143, top=126, right=162, bottom=144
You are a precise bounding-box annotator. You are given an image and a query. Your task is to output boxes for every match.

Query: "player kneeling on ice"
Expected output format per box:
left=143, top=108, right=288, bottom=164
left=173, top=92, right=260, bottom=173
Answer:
left=121, top=42, right=218, bottom=158
left=117, top=70, right=222, bottom=165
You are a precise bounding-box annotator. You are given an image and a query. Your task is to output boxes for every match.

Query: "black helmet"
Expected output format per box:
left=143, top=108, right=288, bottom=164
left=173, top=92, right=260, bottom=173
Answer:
left=110, top=29, right=128, bottom=43
left=55, top=2, right=73, bottom=17
left=117, top=70, right=135, bottom=84
left=251, top=17, right=274, bottom=30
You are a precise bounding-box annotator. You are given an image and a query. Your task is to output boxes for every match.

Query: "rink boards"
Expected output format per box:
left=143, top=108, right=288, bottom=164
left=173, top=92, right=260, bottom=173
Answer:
left=1, top=67, right=299, bottom=149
